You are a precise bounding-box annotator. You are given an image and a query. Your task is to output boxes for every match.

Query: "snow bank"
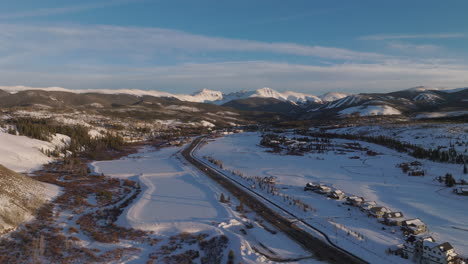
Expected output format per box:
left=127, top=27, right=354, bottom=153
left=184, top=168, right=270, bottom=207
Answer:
left=0, top=131, right=69, bottom=173
left=340, top=105, right=401, bottom=116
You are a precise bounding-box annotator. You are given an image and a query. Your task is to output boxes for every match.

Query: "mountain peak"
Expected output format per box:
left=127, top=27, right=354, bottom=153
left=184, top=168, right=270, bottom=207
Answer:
left=319, top=92, right=349, bottom=102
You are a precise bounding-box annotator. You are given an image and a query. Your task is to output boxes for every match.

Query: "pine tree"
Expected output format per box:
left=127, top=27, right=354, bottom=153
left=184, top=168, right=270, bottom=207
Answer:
left=445, top=173, right=456, bottom=187
left=219, top=193, right=227, bottom=203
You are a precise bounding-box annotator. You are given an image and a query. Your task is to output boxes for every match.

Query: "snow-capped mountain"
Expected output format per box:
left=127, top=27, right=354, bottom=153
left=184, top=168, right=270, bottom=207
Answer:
left=0, top=85, right=466, bottom=120
left=413, top=92, right=444, bottom=104
left=245, top=88, right=322, bottom=104
left=176, top=88, right=224, bottom=103
left=319, top=92, right=349, bottom=102
left=0, top=86, right=324, bottom=105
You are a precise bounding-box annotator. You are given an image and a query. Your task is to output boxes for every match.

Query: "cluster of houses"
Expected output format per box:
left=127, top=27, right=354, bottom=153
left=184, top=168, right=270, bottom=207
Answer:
left=304, top=182, right=430, bottom=234
left=397, top=161, right=426, bottom=176
left=401, top=236, right=462, bottom=264
left=304, top=182, right=463, bottom=264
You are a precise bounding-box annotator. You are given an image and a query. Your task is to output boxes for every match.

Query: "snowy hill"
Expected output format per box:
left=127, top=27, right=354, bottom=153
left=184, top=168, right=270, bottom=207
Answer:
left=413, top=92, right=444, bottom=104
left=0, top=165, right=59, bottom=233
left=319, top=92, right=349, bottom=102
left=0, top=131, right=69, bottom=173
left=339, top=104, right=401, bottom=117
left=176, top=88, right=224, bottom=103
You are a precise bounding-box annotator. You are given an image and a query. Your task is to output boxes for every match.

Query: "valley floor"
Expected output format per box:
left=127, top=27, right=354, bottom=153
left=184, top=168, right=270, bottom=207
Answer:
left=196, top=132, right=468, bottom=261
left=91, top=144, right=319, bottom=264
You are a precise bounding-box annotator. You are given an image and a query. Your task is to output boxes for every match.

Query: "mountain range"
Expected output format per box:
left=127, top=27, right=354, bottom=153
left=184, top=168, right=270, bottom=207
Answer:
left=0, top=85, right=467, bottom=121
left=0, top=86, right=347, bottom=105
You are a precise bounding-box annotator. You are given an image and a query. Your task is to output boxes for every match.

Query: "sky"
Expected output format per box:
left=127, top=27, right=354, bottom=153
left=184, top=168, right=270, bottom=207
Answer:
left=0, top=0, right=467, bottom=95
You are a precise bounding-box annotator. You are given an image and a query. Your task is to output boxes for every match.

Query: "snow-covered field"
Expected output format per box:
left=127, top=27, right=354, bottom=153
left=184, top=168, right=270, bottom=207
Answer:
left=197, top=133, right=468, bottom=260
left=324, top=123, right=468, bottom=153
left=91, top=145, right=320, bottom=264
left=0, top=131, right=69, bottom=172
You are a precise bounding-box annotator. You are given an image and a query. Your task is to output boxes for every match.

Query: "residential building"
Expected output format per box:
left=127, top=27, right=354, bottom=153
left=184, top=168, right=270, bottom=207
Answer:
left=402, top=236, right=459, bottom=264
left=328, top=189, right=346, bottom=200
left=402, top=218, right=427, bottom=235
left=369, top=206, right=392, bottom=218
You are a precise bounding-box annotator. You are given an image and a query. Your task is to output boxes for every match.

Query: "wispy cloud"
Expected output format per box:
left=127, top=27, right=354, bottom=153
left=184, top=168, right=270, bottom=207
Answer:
left=0, top=24, right=466, bottom=93
left=360, top=33, right=466, bottom=40
left=1, top=61, right=467, bottom=94
left=0, top=24, right=388, bottom=61
left=387, top=42, right=440, bottom=52
left=0, top=0, right=146, bottom=19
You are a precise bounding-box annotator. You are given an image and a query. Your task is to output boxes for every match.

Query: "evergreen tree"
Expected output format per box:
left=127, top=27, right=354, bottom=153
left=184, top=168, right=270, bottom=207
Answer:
left=445, top=173, right=456, bottom=187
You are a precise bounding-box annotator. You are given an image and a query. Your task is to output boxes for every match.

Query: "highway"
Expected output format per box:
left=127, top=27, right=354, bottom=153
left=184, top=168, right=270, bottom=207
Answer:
left=181, top=136, right=369, bottom=264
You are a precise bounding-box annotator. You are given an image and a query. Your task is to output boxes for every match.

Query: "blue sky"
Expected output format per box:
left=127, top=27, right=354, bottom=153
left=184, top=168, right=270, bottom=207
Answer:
left=0, top=0, right=467, bottom=94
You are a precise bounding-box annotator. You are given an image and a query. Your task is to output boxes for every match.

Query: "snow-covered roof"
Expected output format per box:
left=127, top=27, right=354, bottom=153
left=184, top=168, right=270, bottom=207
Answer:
left=404, top=218, right=425, bottom=227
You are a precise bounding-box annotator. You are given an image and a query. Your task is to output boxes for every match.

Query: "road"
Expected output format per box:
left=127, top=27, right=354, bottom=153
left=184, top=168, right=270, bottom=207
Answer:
left=181, top=136, right=369, bottom=264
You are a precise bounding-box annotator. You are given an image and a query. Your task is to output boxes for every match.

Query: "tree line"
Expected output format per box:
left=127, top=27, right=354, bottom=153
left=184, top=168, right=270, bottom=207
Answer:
left=300, top=131, right=467, bottom=164
left=6, top=118, right=124, bottom=158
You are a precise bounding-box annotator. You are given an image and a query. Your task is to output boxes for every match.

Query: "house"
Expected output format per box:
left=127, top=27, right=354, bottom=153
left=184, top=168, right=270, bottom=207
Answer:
left=304, top=182, right=319, bottom=191
left=314, top=184, right=331, bottom=194
left=262, top=176, right=276, bottom=184
left=402, top=236, right=458, bottom=264
left=384, top=211, right=404, bottom=219
left=360, top=201, right=377, bottom=212
left=345, top=196, right=365, bottom=206
left=402, top=218, right=427, bottom=235
left=382, top=212, right=405, bottom=226
left=328, top=189, right=346, bottom=200
left=454, top=187, right=468, bottom=196
left=369, top=206, right=391, bottom=218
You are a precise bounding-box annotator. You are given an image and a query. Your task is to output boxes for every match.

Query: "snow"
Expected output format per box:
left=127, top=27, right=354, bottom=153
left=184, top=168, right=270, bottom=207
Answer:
left=0, top=164, right=61, bottom=233
left=324, top=95, right=365, bottom=109
left=414, top=111, right=468, bottom=119
left=0, top=85, right=323, bottom=105
left=0, top=131, right=68, bottom=173
left=0, top=85, right=175, bottom=98
left=406, top=86, right=468, bottom=93
left=90, top=145, right=319, bottom=263
left=319, top=92, right=349, bottom=102
left=165, top=105, right=200, bottom=112
left=200, top=120, right=215, bottom=128
left=282, top=91, right=322, bottom=104
left=176, top=88, right=223, bottom=103
left=339, top=105, right=401, bottom=116
left=326, top=123, right=468, bottom=154
left=413, top=93, right=444, bottom=103
left=197, top=133, right=468, bottom=259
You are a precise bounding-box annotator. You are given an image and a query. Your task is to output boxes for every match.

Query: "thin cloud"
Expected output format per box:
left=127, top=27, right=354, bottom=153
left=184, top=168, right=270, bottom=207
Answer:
left=0, top=0, right=147, bottom=19
left=1, top=61, right=467, bottom=94
left=387, top=42, right=440, bottom=52
left=360, top=33, right=466, bottom=40
left=0, top=24, right=389, bottom=61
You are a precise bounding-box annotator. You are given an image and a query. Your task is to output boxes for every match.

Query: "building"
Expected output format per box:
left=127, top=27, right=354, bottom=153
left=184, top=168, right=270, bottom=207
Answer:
left=304, top=182, right=319, bottom=191
left=314, top=184, right=331, bottom=194
left=454, top=187, right=468, bottom=196
left=402, top=218, right=427, bottom=235
left=328, top=189, right=346, bottom=200
left=360, top=201, right=377, bottom=212
left=369, top=206, right=392, bottom=218
left=345, top=196, right=365, bottom=206
left=402, top=236, right=459, bottom=264
left=262, top=176, right=276, bottom=184
left=382, top=212, right=405, bottom=226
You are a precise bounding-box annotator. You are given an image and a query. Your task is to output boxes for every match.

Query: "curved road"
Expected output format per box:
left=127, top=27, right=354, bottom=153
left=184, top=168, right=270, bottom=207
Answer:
left=182, top=137, right=368, bottom=264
